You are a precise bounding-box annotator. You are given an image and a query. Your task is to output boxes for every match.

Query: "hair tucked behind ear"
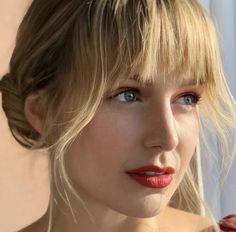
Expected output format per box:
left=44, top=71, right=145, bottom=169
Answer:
left=0, top=73, right=42, bottom=148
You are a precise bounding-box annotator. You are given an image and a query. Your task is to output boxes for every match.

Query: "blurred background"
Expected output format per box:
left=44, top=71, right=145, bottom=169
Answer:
left=198, top=0, right=236, bottom=220
left=0, top=1, right=49, bottom=231
left=0, top=0, right=235, bottom=231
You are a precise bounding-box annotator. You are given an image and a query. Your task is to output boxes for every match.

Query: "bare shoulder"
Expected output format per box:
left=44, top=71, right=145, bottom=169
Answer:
left=159, top=207, right=217, bottom=232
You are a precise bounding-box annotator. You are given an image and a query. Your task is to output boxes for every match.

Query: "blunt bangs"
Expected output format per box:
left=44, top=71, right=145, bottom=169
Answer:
left=87, top=0, right=221, bottom=90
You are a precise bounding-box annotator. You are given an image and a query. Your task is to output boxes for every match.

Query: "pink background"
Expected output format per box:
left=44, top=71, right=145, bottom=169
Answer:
left=0, top=1, right=49, bottom=231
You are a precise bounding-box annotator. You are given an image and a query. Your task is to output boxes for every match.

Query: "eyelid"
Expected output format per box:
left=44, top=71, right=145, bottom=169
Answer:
left=177, top=91, right=201, bottom=98
left=174, top=84, right=203, bottom=99
left=108, top=87, right=140, bottom=98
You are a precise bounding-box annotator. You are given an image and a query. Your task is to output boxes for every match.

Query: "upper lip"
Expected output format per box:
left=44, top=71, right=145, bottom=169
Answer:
left=126, top=165, right=176, bottom=174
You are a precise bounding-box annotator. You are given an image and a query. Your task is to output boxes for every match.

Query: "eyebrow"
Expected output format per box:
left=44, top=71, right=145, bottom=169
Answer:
left=178, top=77, right=204, bottom=87
left=129, top=75, right=153, bottom=86
left=129, top=75, right=202, bottom=87
left=178, top=78, right=200, bottom=86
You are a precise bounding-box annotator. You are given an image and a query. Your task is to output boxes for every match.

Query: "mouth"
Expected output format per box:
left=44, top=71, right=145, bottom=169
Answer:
left=126, top=165, right=175, bottom=189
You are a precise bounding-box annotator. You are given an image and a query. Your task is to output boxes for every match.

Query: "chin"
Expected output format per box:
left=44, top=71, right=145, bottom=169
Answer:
left=113, top=195, right=167, bottom=218
left=119, top=205, right=165, bottom=218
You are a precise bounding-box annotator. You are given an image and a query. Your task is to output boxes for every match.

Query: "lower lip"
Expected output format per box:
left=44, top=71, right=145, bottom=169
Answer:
left=127, top=173, right=173, bottom=188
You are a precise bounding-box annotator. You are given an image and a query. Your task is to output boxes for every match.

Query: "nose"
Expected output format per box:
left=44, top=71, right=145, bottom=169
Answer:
left=143, top=103, right=179, bottom=151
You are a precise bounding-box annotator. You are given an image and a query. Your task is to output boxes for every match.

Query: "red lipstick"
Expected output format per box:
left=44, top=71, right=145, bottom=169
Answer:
left=126, top=165, right=175, bottom=189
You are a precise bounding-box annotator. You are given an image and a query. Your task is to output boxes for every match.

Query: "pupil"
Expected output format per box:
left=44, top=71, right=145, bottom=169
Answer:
left=125, top=92, right=135, bottom=101
left=185, top=96, right=192, bottom=104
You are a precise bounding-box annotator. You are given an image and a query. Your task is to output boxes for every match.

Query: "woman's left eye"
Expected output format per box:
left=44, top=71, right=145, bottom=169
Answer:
left=176, top=93, right=201, bottom=106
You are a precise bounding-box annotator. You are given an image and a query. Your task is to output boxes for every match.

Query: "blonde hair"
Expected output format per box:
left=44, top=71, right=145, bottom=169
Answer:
left=0, top=0, right=235, bottom=231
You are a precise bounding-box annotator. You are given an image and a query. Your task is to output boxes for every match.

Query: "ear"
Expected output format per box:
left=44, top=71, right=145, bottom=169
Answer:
left=24, top=92, right=44, bottom=134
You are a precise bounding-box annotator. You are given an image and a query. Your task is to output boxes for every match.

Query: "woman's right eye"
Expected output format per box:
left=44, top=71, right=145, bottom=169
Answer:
left=109, top=88, right=140, bottom=103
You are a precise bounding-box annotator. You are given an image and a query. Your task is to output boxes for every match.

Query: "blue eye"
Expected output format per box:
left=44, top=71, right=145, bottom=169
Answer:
left=111, top=89, right=139, bottom=103
left=176, top=93, right=200, bottom=106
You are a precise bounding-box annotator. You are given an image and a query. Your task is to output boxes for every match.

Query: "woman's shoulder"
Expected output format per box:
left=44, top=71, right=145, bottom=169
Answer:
left=160, top=207, right=217, bottom=232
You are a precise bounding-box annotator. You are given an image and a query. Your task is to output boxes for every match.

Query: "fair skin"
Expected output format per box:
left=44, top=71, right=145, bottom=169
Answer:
left=23, top=75, right=214, bottom=232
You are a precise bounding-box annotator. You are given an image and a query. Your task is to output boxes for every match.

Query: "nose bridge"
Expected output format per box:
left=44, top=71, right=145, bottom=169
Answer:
left=143, top=102, right=179, bottom=151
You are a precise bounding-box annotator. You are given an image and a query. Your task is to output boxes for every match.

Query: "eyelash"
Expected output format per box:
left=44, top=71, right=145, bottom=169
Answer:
left=109, top=88, right=202, bottom=106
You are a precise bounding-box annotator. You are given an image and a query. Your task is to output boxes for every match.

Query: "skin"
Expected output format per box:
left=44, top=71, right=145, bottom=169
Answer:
left=66, top=76, right=201, bottom=213
left=22, top=75, right=215, bottom=232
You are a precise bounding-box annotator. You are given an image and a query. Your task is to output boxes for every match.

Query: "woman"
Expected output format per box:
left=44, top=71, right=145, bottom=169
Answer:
left=0, top=0, right=235, bottom=231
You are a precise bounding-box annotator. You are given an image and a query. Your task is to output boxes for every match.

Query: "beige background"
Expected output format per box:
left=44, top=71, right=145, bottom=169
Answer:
left=0, top=1, right=49, bottom=231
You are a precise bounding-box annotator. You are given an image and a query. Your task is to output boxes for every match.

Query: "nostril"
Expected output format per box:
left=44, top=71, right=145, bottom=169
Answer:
left=143, top=121, right=179, bottom=151
left=142, top=102, right=180, bottom=151
left=164, top=134, right=179, bottom=151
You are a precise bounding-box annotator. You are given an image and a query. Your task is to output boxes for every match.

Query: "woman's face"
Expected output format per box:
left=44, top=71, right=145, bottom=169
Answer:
left=65, top=75, right=202, bottom=218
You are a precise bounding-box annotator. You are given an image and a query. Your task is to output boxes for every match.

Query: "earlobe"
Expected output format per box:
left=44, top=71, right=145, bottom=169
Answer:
left=24, top=93, right=44, bottom=134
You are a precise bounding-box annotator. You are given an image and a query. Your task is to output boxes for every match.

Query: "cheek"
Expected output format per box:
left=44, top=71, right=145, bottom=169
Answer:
left=65, top=108, right=142, bottom=181
left=176, top=112, right=200, bottom=172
